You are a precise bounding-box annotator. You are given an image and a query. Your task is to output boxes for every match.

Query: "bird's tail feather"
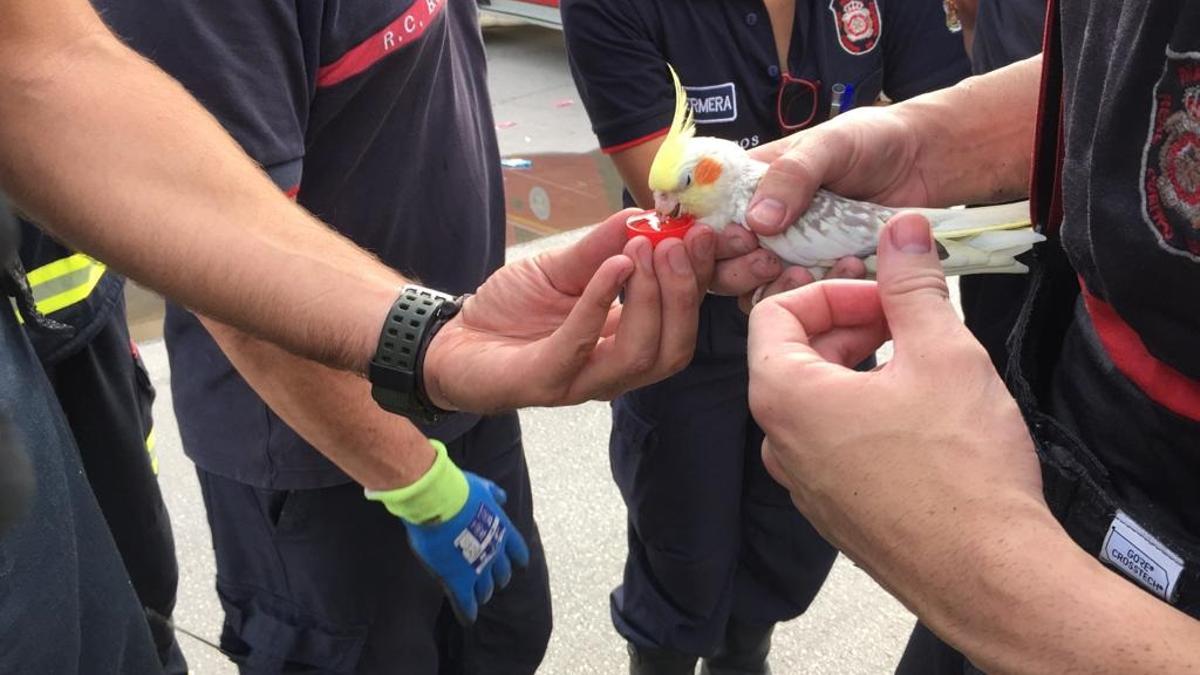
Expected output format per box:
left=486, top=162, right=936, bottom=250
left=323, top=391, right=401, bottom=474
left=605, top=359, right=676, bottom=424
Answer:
left=863, top=204, right=1045, bottom=277
left=920, top=200, right=1033, bottom=237
left=920, top=201, right=1043, bottom=276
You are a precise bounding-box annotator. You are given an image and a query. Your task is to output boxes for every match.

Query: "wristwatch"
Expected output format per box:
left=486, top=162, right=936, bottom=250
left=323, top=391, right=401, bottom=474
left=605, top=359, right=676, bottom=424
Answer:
left=368, top=285, right=464, bottom=423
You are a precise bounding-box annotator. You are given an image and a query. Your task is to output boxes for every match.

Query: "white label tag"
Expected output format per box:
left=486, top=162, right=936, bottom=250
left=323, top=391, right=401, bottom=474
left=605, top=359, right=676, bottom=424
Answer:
left=1099, top=510, right=1184, bottom=602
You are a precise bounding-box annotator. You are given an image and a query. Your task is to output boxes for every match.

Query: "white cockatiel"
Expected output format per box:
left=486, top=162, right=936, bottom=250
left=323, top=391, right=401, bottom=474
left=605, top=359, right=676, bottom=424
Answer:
left=648, top=67, right=1044, bottom=278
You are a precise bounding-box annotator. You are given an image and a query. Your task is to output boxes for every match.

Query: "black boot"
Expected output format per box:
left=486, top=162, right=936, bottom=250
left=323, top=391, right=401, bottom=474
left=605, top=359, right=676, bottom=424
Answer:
left=699, top=619, right=774, bottom=675
left=628, top=642, right=699, bottom=675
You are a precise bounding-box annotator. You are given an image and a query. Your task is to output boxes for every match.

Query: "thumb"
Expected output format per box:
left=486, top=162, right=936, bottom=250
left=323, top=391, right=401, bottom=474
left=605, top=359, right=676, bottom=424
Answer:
left=745, top=130, right=836, bottom=236
left=538, top=208, right=643, bottom=294
left=874, top=212, right=962, bottom=347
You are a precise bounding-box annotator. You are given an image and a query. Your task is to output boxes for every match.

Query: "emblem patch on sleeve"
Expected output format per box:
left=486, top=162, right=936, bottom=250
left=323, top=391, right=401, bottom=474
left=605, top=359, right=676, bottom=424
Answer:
left=1140, top=48, right=1200, bottom=262
left=829, top=0, right=882, bottom=56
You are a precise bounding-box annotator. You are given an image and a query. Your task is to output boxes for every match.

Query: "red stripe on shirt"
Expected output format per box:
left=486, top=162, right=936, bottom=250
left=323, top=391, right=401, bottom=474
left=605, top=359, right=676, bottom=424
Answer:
left=601, top=127, right=670, bottom=155
left=316, top=0, right=447, bottom=88
left=284, top=185, right=300, bottom=200
left=1082, top=282, right=1200, bottom=421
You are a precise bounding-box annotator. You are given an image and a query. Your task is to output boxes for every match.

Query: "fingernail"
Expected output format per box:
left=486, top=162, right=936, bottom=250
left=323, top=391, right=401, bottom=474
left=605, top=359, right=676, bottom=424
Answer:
left=697, top=228, right=715, bottom=257
left=889, top=215, right=932, bottom=254
left=750, top=253, right=778, bottom=277
left=636, top=239, right=653, bottom=270
left=747, top=199, right=786, bottom=230
left=667, top=242, right=691, bottom=275
left=727, top=233, right=751, bottom=254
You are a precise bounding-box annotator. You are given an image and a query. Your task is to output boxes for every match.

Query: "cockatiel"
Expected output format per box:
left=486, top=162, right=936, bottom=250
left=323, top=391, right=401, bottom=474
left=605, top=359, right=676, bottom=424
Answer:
left=648, top=67, right=1044, bottom=277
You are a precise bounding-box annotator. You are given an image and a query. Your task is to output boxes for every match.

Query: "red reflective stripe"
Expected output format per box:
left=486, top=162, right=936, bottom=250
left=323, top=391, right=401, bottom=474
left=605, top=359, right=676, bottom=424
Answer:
left=316, top=0, right=447, bottom=88
left=1081, top=283, right=1200, bottom=422
left=601, top=127, right=670, bottom=155
left=284, top=185, right=300, bottom=200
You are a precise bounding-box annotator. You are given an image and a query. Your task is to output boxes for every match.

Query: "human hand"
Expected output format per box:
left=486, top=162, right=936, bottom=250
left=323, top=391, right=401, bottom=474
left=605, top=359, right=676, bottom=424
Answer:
left=708, top=224, right=866, bottom=313
left=747, top=212, right=1043, bottom=589
left=744, top=106, right=935, bottom=236
left=423, top=209, right=715, bottom=413
left=367, top=441, right=529, bottom=624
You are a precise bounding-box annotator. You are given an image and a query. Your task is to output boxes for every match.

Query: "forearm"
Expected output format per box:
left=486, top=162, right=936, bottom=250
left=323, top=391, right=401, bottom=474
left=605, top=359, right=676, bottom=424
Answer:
left=878, top=497, right=1200, bottom=674
left=203, top=319, right=437, bottom=491
left=0, top=3, right=402, bottom=374
left=896, top=55, right=1043, bottom=207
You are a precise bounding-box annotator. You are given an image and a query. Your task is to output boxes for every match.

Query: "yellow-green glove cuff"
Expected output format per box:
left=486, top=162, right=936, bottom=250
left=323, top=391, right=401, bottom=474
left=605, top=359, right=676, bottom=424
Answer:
left=364, top=440, right=468, bottom=524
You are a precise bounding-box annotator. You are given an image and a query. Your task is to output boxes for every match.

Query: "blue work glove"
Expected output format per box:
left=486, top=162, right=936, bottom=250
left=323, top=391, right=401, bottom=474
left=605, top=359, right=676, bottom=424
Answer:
left=364, top=440, right=530, bottom=624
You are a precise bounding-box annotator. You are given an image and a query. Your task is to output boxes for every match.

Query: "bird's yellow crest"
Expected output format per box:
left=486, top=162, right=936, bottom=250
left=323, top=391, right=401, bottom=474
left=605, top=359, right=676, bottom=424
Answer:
left=648, top=65, right=695, bottom=193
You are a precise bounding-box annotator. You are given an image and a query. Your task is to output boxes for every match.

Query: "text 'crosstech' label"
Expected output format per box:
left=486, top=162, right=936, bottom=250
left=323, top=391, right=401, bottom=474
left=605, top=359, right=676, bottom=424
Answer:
left=1099, top=510, right=1184, bottom=602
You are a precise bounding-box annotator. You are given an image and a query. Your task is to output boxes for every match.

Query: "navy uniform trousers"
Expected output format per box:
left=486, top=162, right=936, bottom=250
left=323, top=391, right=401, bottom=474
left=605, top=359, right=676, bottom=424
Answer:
left=39, top=296, right=186, bottom=674
left=609, top=296, right=838, bottom=656
left=195, top=412, right=553, bottom=675
left=0, top=297, right=162, bottom=673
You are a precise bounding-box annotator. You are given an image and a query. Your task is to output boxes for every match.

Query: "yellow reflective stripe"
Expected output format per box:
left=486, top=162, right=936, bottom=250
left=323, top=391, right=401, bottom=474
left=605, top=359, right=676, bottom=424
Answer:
left=26, top=253, right=96, bottom=286
left=25, top=254, right=106, bottom=315
left=10, top=297, right=23, bottom=324
left=145, top=426, right=159, bottom=475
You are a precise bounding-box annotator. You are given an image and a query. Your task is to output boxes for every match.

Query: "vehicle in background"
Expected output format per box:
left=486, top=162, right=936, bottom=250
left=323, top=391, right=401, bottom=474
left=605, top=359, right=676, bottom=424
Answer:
left=478, top=0, right=562, bottom=29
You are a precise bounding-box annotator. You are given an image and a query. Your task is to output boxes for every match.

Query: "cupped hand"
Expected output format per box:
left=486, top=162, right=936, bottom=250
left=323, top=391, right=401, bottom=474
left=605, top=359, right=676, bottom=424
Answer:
left=423, top=209, right=715, bottom=413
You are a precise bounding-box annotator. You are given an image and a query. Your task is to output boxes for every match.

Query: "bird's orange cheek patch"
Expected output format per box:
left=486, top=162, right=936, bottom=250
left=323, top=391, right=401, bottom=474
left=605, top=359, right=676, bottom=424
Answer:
left=693, top=157, right=723, bottom=185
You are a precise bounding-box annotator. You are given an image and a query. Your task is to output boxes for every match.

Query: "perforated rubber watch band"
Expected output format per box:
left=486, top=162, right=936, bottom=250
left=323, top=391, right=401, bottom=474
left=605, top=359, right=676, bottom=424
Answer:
left=369, top=285, right=463, bottom=423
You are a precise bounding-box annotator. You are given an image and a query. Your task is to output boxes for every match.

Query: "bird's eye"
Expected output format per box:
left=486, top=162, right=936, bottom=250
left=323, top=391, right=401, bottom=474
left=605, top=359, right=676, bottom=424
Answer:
left=684, top=173, right=693, bottom=188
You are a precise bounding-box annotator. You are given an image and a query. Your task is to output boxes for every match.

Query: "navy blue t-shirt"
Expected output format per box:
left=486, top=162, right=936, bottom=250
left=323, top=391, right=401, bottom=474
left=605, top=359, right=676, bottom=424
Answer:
left=564, top=0, right=970, bottom=154
left=1036, top=0, right=1200, bottom=533
left=563, top=0, right=970, bottom=357
left=1057, top=0, right=1200, bottom=383
left=972, top=0, right=1046, bottom=75
left=96, top=0, right=505, bottom=489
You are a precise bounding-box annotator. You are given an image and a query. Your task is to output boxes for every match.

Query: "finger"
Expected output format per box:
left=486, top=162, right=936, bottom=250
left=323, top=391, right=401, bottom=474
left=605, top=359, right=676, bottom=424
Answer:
left=610, top=235, right=665, bottom=372
left=713, top=225, right=759, bottom=260
left=747, top=280, right=884, bottom=368
left=491, top=547, right=513, bottom=589
left=505, top=521, right=531, bottom=568
left=486, top=481, right=508, bottom=507
left=475, top=565, right=495, bottom=605
left=601, top=304, right=622, bottom=338
left=745, top=130, right=844, bottom=236
left=684, top=224, right=716, bottom=293
left=539, top=254, right=635, bottom=387
left=566, top=237, right=665, bottom=398
left=649, top=238, right=703, bottom=377
left=737, top=266, right=814, bottom=314
left=538, top=208, right=645, bottom=295
left=809, top=322, right=891, bottom=368
left=452, top=587, right=478, bottom=625
left=874, top=213, right=963, bottom=348
left=826, top=256, right=868, bottom=280
left=711, top=248, right=783, bottom=296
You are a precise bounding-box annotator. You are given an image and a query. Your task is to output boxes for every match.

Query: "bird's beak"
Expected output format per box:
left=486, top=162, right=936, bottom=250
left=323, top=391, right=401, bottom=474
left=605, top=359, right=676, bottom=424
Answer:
left=653, top=191, right=682, bottom=218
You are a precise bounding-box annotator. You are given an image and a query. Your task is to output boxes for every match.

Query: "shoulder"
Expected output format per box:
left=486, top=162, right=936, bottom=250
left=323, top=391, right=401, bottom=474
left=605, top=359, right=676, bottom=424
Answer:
left=562, top=0, right=660, bottom=34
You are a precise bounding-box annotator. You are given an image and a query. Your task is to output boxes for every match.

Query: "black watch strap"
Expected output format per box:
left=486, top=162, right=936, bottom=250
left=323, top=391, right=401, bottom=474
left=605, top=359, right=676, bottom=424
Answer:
left=369, top=285, right=462, bottom=423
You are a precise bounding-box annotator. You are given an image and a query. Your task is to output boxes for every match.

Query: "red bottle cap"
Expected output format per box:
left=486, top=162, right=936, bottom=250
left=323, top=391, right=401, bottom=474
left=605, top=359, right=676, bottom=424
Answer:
left=624, top=210, right=696, bottom=246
